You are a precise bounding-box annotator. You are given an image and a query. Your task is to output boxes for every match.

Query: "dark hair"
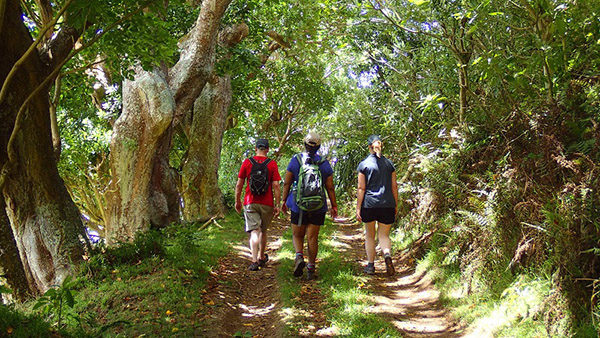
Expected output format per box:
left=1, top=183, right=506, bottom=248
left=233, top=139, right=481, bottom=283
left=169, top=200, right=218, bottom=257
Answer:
left=304, top=143, right=320, bottom=155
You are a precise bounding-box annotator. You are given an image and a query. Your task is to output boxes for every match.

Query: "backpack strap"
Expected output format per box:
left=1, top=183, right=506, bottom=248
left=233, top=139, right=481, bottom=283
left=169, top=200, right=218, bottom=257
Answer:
left=249, top=157, right=270, bottom=166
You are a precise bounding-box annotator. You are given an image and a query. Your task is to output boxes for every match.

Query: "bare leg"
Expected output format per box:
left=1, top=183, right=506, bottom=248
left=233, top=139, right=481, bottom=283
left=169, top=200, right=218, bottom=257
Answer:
left=364, top=221, right=377, bottom=263
left=292, top=224, right=306, bottom=254
left=306, top=224, right=321, bottom=265
left=377, top=223, right=392, bottom=256
left=259, top=228, right=268, bottom=260
left=249, top=229, right=261, bottom=262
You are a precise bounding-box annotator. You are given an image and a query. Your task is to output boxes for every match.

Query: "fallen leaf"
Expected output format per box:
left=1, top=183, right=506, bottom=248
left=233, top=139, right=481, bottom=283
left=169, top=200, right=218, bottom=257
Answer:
left=172, top=328, right=179, bottom=332
left=7, top=327, right=13, bottom=334
left=206, top=300, right=215, bottom=306
left=166, top=310, right=173, bottom=315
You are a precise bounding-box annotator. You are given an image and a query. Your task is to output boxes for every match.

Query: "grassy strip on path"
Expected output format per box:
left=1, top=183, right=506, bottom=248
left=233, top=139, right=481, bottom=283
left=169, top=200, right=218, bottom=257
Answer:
left=276, top=217, right=402, bottom=337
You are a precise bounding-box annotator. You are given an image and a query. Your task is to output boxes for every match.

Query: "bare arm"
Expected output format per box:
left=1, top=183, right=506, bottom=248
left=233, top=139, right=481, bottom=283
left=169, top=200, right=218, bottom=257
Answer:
left=234, top=178, right=245, bottom=213
left=325, top=175, right=338, bottom=219
left=356, top=172, right=366, bottom=222
left=391, top=171, right=398, bottom=214
left=281, top=171, right=294, bottom=213
left=272, top=180, right=281, bottom=215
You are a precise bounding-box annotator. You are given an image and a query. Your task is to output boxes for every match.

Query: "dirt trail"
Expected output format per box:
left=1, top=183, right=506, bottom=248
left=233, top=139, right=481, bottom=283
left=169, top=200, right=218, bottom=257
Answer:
left=202, top=216, right=462, bottom=337
left=332, top=218, right=462, bottom=338
left=201, top=218, right=287, bottom=338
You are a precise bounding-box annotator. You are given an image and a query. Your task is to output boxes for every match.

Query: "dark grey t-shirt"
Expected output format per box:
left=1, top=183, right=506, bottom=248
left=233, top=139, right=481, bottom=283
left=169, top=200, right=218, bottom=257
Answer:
left=357, top=154, right=396, bottom=208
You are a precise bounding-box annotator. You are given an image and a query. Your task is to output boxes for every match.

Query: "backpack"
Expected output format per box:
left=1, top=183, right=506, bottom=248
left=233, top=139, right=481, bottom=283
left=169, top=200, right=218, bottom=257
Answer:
left=294, top=153, right=326, bottom=211
left=248, top=157, right=271, bottom=196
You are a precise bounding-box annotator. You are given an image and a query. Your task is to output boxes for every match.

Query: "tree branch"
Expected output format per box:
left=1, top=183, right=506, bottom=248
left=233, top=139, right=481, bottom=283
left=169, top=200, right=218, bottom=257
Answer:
left=1, top=1, right=151, bottom=189
left=0, top=0, right=75, bottom=105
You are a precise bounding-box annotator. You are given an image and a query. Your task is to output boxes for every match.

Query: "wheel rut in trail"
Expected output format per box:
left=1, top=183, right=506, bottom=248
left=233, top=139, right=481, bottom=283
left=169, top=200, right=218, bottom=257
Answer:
left=332, top=218, right=463, bottom=338
left=201, top=217, right=287, bottom=338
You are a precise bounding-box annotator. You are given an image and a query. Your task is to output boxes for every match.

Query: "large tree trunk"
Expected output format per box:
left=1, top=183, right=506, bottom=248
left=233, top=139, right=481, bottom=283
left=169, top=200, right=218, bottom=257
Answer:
left=0, top=199, right=31, bottom=301
left=105, top=69, right=176, bottom=245
left=104, top=0, right=232, bottom=243
left=182, top=76, right=231, bottom=221
left=0, top=0, right=87, bottom=294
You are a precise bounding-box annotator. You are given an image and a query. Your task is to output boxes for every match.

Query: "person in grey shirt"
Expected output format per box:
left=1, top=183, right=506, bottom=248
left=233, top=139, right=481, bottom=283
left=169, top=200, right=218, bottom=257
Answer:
left=356, top=135, right=398, bottom=276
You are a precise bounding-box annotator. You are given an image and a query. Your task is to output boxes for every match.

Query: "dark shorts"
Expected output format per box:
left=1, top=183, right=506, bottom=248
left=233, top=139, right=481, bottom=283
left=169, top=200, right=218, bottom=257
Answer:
left=291, top=210, right=326, bottom=226
left=360, top=207, right=395, bottom=224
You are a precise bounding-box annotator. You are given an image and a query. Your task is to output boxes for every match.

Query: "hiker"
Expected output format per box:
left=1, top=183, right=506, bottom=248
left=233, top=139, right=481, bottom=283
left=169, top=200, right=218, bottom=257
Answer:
left=356, top=135, right=398, bottom=276
left=235, top=138, right=281, bottom=271
left=281, top=131, right=338, bottom=280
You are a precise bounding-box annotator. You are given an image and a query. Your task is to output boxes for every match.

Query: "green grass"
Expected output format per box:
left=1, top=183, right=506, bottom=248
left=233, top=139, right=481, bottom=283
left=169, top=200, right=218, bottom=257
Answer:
left=414, top=246, right=566, bottom=338
left=5, top=212, right=247, bottom=338
left=276, top=219, right=403, bottom=337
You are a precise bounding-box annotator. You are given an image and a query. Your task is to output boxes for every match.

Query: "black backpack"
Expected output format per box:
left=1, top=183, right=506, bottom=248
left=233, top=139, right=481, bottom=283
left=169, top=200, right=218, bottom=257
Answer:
left=248, top=157, right=271, bottom=195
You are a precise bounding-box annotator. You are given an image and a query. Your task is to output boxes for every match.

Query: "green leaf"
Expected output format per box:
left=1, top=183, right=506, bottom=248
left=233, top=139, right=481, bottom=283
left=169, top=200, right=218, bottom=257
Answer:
left=408, top=0, right=429, bottom=5
left=64, top=290, right=75, bottom=308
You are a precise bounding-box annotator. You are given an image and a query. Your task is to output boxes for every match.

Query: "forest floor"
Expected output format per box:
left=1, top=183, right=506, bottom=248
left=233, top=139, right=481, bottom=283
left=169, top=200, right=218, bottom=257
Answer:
left=200, top=216, right=463, bottom=338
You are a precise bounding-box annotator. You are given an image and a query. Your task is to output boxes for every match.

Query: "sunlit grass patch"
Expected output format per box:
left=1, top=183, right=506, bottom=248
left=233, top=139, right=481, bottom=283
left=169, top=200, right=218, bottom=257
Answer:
left=60, top=212, right=247, bottom=337
left=276, top=218, right=404, bottom=337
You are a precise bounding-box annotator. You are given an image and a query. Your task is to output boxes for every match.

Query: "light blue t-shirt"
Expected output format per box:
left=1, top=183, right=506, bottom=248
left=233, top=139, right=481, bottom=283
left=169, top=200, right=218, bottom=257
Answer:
left=286, top=153, right=333, bottom=213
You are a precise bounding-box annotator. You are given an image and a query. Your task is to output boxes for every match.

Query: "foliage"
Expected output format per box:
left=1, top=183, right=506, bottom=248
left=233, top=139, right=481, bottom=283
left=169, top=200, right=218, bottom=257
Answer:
left=33, top=276, right=78, bottom=329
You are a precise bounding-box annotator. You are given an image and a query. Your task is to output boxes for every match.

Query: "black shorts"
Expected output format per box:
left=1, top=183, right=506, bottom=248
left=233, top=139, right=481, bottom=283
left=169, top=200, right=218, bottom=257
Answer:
left=291, top=210, right=326, bottom=226
left=360, top=207, right=395, bottom=224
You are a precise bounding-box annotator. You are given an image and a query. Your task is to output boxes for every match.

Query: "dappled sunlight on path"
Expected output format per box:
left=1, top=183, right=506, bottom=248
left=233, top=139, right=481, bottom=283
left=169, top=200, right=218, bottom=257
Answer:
left=200, top=217, right=287, bottom=338
left=332, top=217, right=463, bottom=338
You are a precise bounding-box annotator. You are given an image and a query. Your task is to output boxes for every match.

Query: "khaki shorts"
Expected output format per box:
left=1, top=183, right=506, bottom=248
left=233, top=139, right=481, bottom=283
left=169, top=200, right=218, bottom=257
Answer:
left=244, top=204, right=274, bottom=233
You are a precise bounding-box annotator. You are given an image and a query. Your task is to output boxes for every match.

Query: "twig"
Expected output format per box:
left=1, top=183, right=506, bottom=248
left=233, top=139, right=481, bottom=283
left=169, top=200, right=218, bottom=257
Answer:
left=198, top=215, right=218, bottom=231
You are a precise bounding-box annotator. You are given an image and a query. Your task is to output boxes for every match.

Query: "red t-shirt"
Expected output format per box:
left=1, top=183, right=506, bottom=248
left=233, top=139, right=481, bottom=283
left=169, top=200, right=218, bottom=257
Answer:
left=238, top=156, right=281, bottom=207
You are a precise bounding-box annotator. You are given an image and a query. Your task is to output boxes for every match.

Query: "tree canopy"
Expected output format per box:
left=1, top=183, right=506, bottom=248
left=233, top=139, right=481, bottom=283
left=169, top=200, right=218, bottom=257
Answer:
left=1, top=0, right=600, bottom=335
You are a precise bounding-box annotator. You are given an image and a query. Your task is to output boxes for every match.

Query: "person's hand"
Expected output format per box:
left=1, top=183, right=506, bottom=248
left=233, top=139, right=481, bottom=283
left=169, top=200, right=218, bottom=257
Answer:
left=273, top=205, right=280, bottom=217
left=356, top=208, right=362, bottom=223
left=235, top=200, right=242, bottom=213
left=281, top=202, right=288, bottom=214
left=331, top=206, right=338, bottom=220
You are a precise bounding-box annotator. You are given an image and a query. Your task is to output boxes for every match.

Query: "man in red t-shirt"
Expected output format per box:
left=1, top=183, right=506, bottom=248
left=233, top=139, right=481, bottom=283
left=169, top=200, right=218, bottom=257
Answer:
left=235, top=138, right=281, bottom=271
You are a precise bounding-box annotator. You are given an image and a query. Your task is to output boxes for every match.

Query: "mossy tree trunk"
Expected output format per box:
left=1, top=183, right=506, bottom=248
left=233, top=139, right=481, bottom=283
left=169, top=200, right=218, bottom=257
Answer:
left=181, top=76, right=231, bottom=221
left=0, top=0, right=87, bottom=294
left=104, top=0, right=233, bottom=244
left=0, top=199, right=31, bottom=301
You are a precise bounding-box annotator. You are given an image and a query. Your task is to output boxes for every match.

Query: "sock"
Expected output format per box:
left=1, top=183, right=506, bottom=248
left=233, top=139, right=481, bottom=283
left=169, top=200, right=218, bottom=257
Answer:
left=384, top=252, right=391, bottom=258
left=296, top=252, right=304, bottom=260
left=307, top=263, right=316, bottom=271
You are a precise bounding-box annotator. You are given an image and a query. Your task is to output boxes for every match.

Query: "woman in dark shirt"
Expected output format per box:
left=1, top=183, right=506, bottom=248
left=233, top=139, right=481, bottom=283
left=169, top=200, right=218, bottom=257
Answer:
left=356, top=135, right=398, bottom=276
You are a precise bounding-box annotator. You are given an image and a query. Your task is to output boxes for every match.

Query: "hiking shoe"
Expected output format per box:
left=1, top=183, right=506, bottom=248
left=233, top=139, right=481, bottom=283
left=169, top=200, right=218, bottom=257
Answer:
left=385, top=256, right=395, bottom=276
left=363, top=264, right=375, bottom=275
left=306, top=269, right=317, bottom=280
left=293, top=257, right=306, bottom=277
left=248, top=262, right=260, bottom=271
left=258, top=253, right=269, bottom=268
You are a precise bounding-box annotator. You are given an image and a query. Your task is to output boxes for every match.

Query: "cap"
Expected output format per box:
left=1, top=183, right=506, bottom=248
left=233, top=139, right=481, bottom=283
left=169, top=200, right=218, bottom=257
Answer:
left=304, top=131, right=321, bottom=147
left=368, top=134, right=381, bottom=145
left=256, top=138, right=269, bottom=149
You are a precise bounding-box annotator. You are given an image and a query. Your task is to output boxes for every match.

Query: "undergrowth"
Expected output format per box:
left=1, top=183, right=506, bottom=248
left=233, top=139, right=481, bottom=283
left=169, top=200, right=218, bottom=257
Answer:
left=2, top=212, right=246, bottom=338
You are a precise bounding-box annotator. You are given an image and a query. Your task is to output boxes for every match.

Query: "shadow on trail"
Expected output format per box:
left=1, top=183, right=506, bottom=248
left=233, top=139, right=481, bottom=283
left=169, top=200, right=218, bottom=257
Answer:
left=332, top=218, right=462, bottom=338
left=200, top=217, right=287, bottom=338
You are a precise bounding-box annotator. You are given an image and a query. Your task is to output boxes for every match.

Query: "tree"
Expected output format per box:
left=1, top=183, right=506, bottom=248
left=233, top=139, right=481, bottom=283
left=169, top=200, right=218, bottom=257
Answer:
left=0, top=0, right=174, bottom=294
left=104, top=0, right=237, bottom=243
left=0, top=0, right=89, bottom=295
